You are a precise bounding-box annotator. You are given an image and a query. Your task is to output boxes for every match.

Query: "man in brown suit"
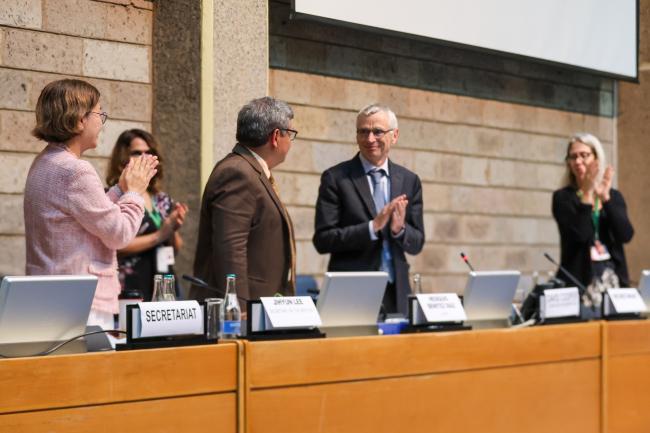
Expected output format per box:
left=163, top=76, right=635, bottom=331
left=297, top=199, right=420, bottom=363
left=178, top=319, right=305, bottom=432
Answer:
left=191, top=97, right=297, bottom=303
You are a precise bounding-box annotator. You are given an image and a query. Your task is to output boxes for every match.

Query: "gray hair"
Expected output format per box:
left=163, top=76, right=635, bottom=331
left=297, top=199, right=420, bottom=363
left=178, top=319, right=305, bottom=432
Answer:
left=562, top=132, right=606, bottom=188
left=357, top=103, right=398, bottom=129
left=236, top=96, right=294, bottom=147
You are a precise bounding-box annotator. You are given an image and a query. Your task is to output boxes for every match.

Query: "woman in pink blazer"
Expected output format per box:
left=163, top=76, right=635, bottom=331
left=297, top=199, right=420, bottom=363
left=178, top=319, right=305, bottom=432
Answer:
left=24, top=79, right=158, bottom=330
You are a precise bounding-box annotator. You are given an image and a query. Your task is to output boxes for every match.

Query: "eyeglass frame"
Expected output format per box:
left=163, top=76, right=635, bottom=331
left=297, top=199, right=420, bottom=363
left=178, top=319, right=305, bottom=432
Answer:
left=356, top=128, right=394, bottom=139
left=278, top=128, right=298, bottom=141
left=87, top=111, right=108, bottom=125
left=565, top=151, right=594, bottom=163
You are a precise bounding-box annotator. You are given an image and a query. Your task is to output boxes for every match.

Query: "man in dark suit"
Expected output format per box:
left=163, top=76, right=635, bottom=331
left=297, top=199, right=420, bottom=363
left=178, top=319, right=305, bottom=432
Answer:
left=313, top=104, right=425, bottom=315
left=191, top=97, right=297, bottom=303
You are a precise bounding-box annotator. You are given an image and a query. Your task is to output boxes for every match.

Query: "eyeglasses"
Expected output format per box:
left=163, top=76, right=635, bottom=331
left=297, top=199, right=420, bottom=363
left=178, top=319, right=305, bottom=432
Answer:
left=279, top=128, right=298, bottom=141
left=566, top=152, right=593, bottom=162
left=356, top=128, right=394, bottom=139
left=130, top=150, right=154, bottom=157
left=88, top=111, right=108, bottom=125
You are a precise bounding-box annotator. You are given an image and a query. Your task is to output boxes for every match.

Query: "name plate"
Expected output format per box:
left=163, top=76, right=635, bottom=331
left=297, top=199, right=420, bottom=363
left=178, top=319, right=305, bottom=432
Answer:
left=138, top=301, right=204, bottom=338
left=540, top=287, right=580, bottom=319
left=260, top=296, right=322, bottom=329
left=605, top=288, right=647, bottom=315
left=415, top=293, right=466, bottom=323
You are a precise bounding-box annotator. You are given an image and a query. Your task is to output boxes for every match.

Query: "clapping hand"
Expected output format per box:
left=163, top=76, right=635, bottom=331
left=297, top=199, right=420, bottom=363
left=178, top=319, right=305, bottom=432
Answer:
left=118, top=154, right=158, bottom=196
left=594, top=165, right=613, bottom=202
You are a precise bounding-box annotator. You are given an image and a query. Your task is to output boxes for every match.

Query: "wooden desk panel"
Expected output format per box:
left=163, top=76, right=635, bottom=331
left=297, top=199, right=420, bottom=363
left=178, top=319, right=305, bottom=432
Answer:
left=248, top=359, right=600, bottom=433
left=604, top=321, right=650, bottom=433
left=0, top=393, right=235, bottom=433
left=604, top=320, right=650, bottom=356
left=246, top=323, right=601, bottom=388
left=0, top=343, right=237, bottom=414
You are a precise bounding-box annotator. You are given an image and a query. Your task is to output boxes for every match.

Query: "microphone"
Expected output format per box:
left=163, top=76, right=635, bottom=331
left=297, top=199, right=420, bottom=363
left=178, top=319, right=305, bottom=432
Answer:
left=542, top=252, right=595, bottom=309
left=460, top=252, right=475, bottom=272
left=542, top=253, right=587, bottom=294
left=182, top=274, right=249, bottom=303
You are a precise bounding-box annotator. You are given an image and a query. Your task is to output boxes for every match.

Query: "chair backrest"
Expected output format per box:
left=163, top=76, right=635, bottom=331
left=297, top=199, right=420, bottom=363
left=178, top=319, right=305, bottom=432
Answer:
left=295, top=274, right=318, bottom=301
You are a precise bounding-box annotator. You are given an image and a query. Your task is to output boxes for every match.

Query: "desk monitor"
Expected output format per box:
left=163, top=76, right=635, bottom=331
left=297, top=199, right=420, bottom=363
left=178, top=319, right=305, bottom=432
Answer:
left=463, top=271, right=521, bottom=321
left=317, top=272, right=388, bottom=327
left=0, top=275, right=98, bottom=345
left=639, top=270, right=650, bottom=309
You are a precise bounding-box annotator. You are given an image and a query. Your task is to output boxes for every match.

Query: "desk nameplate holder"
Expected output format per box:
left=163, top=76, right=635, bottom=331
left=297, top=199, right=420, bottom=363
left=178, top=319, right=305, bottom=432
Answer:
left=404, top=294, right=471, bottom=333
left=538, top=287, right=586, bottom=325
left=246, top=299, right=325, bottom=341
left=115, top=302, right=211, bottom=351
left=603, top=288, right=648, bottom=321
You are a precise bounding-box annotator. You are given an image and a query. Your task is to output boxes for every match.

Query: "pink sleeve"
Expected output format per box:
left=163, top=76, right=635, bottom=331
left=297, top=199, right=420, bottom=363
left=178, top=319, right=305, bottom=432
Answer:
left=67, top=164, right=145, bottom=250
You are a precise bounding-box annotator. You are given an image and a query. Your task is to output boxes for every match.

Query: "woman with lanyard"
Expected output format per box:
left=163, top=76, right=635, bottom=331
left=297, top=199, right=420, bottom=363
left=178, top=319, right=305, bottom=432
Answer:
left=552, top=133, right=634, bottom=310
left=106, top=129, right=188, bottom=301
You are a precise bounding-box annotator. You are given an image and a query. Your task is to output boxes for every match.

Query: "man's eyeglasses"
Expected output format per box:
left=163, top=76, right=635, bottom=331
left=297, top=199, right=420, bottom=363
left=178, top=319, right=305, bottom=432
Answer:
left=279, top=128, right=298, bottom=141
left=88, top=111, right=108, bottom=125
left=130, top=150, right=154, bottom=157
left=356, top=128, right=394, bottom=139
left=566, top=152, right=593, bottom=162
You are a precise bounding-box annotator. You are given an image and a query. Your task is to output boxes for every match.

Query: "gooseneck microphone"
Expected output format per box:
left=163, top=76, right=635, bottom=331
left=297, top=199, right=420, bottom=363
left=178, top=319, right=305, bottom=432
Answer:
left=460, top=252, right=475, bottom=272
left=542, top=252, right=595, bottom=309
left=542, top=253, right=586, bottom=294
left=182, top=274, right=249, bottom=302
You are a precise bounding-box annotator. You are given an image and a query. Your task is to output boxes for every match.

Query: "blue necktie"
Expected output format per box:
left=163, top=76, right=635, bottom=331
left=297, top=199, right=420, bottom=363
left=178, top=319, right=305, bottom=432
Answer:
left=368, top=169, right=395, bottom=283
left=369, top=169, right=387, bottom=212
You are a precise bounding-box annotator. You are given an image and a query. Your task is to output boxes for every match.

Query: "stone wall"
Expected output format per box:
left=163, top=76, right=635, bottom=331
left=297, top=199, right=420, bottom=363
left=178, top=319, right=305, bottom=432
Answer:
left=0, top=0, right=153, bottom=276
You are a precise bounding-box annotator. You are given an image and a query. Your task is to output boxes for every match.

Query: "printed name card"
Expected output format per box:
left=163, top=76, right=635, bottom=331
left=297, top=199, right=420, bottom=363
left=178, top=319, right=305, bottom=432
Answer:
left=541, top=287, right=580, bottom=319
left=260, top=296, right=322, bottom=329
left=138, top=301, right=204, bottom=338
left=606, top=288, right=647, bottom=315
left=415, top=293, right=467, bottom=323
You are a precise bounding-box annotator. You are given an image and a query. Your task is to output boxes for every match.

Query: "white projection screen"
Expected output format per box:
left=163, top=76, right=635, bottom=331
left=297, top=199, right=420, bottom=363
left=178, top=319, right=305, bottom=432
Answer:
left=293, top=0, right=638, bottom=80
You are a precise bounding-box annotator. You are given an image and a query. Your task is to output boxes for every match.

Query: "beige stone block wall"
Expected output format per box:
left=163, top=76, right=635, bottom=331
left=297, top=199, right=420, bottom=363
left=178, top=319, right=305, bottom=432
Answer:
left=270, top=69, right=616, bottom=293
left=0, top=0, right=153, bottom=276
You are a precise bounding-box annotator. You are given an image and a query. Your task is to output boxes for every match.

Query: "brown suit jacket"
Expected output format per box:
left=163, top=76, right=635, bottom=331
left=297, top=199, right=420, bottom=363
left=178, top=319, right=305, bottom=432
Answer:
left=191, top=144, right=294, bottom=303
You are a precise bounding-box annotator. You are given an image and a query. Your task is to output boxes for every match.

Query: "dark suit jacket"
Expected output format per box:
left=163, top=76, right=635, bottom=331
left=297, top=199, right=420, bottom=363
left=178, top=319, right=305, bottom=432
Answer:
left=191, top=144, right=294, bottom=303
left=552, top=186, right=634, bottom=287
left=313, top=154, right=425, bottom=314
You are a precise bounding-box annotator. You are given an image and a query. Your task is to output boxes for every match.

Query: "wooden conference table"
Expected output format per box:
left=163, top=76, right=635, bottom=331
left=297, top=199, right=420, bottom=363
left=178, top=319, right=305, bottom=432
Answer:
left=1, top=321, right=649, bottom=433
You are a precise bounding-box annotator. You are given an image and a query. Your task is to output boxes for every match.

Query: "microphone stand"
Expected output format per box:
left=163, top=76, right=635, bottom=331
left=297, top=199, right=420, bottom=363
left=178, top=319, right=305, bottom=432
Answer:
left=543, top=253, right=596, bottom=311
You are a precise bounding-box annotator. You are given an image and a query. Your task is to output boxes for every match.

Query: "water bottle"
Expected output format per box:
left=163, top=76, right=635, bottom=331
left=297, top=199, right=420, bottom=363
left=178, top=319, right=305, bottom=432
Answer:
left=412, top=273, right=422, bottom=294
left=154, top=274, right=176, bottom=302
left=152, top=274, right=163, bottom=301
left=221, top=274, right=241, bottom=339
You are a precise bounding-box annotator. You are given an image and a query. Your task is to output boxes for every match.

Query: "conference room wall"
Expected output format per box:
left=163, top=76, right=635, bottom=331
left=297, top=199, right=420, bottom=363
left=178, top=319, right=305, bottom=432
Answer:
left=0, top=0, right=154, bottom=277
left=269, top=69, right=616, bottom=293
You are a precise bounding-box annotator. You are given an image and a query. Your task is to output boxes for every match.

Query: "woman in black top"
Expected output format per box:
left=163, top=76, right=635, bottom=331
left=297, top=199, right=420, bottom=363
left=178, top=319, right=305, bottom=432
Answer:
left=552, top=133, right=634, bottom=306
left=106, top=129, right=189, bottom=301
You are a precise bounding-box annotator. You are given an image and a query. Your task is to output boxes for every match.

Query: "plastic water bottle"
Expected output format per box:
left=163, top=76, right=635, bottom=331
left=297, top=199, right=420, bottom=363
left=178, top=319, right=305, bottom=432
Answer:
left=221, top=274, right=241, bottom=339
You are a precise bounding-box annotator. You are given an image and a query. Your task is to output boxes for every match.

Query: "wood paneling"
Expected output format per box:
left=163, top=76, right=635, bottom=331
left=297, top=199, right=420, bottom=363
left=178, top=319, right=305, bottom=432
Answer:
left=0, top=343, right=237, bottom=414
left=246, top=322, right=601, bottom=388
left=0, top=394, right=236, bottom=433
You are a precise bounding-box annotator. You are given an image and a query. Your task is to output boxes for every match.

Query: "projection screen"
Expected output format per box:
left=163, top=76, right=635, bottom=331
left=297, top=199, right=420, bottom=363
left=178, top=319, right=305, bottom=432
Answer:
left=293, top=0, right=638, bottom=79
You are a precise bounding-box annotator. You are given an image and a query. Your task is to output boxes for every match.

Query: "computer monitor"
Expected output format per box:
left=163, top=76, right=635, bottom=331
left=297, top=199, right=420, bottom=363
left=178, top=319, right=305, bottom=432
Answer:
left=0, top=275, right=97, bottom=345
left=463, top=271, right=521, bottom=322
left=317, top=271, right=388, bottom=327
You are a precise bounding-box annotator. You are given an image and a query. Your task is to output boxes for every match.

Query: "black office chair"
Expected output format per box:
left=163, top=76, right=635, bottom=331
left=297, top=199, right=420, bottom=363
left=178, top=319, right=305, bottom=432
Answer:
left=295, top=274, right=319, bottom=302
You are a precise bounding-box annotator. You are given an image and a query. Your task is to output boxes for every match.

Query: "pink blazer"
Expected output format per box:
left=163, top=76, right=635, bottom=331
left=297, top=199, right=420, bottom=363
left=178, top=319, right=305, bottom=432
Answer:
left=24, top=144, right=145, bottom=314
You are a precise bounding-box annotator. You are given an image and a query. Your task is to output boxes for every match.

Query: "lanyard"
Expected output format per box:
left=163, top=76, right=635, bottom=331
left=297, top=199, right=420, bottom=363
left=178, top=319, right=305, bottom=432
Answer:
left=146, top=196, right=163, bottom=229
left=591, top=196, right=600, bottom=241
